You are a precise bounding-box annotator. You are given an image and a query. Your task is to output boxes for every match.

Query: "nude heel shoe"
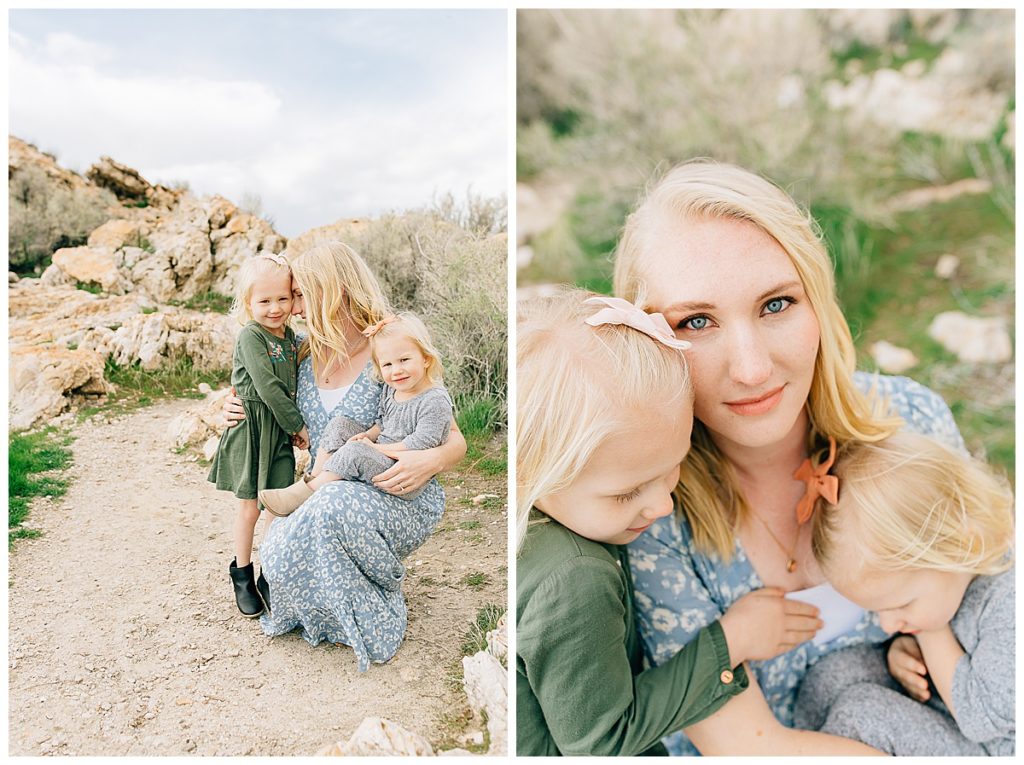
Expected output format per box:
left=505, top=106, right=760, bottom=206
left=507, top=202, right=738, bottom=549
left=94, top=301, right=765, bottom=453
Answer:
left=258, top=478, right=313, bottom=517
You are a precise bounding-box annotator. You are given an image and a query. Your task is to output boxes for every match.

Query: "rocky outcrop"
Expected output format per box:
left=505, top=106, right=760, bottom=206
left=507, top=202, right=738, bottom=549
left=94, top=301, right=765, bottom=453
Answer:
left=86, top=156, right=182, bottom=209
left=41, top=193, right=285, bottom=303
left=318, top=614, right=508, bottom=757
left=282, top=218, right=368, bottom=259
left=9, top=136, right=97, bottom=195
left=9, top=280, right=239, bottom=428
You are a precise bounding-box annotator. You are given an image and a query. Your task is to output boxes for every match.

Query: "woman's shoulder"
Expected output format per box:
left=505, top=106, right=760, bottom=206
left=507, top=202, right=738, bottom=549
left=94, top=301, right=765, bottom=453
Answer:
left=853, top=371, right=965, bottom=451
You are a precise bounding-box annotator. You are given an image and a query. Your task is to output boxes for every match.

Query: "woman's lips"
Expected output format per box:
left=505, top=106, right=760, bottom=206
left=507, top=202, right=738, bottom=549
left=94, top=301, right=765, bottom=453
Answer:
left=725, top=385, right=784, bottom=416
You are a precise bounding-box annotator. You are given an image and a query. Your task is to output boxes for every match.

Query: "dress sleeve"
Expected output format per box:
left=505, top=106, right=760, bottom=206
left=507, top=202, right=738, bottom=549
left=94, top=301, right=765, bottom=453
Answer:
left=518, top=556, right=747, bottom=756
left=629, top=513, right=723, bottom=666
left=950, top=575, right=1015, bottom=744
left=236, top=327, right=305, bottom=435
left=401, top=390, right=453, bottom=450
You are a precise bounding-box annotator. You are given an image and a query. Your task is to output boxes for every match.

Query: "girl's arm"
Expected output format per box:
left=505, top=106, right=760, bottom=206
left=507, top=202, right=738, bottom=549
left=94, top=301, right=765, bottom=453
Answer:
left=236, top=327, right=305, bottom=435
left=685, top=677, right=886, bottom=755
left=520, top=554, right=746, bottom=756
left=372, top=418, right=467, bottom=495
left=913, top=626, right=964, bottom=716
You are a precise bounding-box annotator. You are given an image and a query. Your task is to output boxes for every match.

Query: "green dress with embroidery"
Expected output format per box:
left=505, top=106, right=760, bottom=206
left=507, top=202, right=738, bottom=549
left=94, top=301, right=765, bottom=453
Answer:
left=208, top=322, right=304, bottom=499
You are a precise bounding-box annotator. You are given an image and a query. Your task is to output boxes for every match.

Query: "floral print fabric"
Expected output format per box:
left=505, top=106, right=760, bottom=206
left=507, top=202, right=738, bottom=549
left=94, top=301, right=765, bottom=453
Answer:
left=629, top=373, right=966, bottom=754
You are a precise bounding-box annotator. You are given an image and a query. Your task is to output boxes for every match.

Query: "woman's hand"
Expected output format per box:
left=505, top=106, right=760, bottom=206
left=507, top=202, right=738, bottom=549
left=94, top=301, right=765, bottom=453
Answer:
left=223, top=388, right=245, bottom=426
left=887, top=635, right=930, bottom=702
left=373, top=448, right=443, bottom=496
left=719, top=587, right=821, bottom=664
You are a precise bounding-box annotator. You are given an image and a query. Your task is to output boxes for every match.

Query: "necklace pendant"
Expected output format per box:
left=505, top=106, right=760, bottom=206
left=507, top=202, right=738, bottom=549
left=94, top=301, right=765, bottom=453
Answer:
left=786, top=558, right=797, bottom=573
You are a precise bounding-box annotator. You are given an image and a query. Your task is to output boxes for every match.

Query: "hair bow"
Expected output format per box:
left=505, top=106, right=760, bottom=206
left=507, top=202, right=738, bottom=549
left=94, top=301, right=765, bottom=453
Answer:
left=362, top=315, right=398, bottom=338
left=793, top=435, right=839, bottom=524
left=260, top=253, right=289, bottom=267
left=583, top=296, right=691, bottom=351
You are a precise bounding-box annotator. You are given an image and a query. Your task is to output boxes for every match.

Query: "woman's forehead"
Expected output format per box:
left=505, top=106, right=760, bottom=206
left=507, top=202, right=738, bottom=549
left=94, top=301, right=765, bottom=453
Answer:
left=638, top=215, right=799, bottom=309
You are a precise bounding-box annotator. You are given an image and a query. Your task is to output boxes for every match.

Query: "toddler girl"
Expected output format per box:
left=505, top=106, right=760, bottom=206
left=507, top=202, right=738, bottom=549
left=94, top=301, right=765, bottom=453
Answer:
left=795, top=430, right=1014, bottom=755
left=516, top=289, right=823, bottom=756
left=258, top=311, right=452, bottom=515
left=208, top=254, right=309, bottom=618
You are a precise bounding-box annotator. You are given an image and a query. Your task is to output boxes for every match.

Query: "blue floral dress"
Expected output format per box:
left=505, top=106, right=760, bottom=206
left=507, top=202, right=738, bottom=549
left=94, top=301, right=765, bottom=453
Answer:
left=629, top=373, right=966, bottom=755
left=258, top=351, right=446, bottom=671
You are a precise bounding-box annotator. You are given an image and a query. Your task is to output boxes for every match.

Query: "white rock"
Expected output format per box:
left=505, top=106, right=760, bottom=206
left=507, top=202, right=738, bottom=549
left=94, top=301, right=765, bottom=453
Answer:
left=928, top=311, right=1012, bottom=363
left=318, top=717, right=435, bottom=756
left=462, top=650, right=507, bottom=755
left=202, top=435, right=221, bottom=462
left=471, top=493, right=499, bottom=506
left=934, top=254, right=960, bottom=279
left=198, top=382, right=212, bottom=394
left=869, top=341, right=918, bottom=374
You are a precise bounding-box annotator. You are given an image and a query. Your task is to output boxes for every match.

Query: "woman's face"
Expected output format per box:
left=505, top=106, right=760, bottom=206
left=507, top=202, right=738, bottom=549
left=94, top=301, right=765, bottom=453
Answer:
left=638, top=215, right=820, bottom=451
left=290, top=277, right=306, bottom=319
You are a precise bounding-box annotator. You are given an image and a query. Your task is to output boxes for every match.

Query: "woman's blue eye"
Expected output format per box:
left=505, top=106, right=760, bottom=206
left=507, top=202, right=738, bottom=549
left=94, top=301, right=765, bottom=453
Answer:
left=682, top=316, right=709, bottom=331
left=765, top=298, right=786, bottom=313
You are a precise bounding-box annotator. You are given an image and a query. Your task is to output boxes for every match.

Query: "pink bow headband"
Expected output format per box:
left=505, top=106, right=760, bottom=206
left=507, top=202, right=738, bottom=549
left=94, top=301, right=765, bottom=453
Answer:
left=583, top=296, right=691, bottom=351
left=260, top=253, right=289, bottom=267
left=794, top=436, right=840, bottom=525
left=362, top=315, right=398, bottom=338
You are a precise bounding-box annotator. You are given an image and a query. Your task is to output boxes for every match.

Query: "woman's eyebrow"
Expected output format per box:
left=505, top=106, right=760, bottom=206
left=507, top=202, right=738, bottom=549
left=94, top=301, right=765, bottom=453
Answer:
left=754, top=280, right=803, bottom=303
left=661, top=280, right=804, bottom=315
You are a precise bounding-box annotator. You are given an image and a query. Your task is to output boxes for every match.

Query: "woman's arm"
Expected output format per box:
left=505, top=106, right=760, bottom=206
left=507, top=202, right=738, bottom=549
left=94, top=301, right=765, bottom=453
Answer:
left=373, top=418, right=467, bottom=495
left=686, top=676, right=886, bottom=756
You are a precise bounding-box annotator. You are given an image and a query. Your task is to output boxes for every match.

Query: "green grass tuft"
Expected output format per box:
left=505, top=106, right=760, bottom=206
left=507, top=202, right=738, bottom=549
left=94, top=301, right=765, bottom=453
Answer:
left=461, top=571, right=491, bottom=590
left=171, top=290, right=234, bottom=314
left=460, top=603, right=505, bottom=657
left=9, top=428, right=73, bottom=549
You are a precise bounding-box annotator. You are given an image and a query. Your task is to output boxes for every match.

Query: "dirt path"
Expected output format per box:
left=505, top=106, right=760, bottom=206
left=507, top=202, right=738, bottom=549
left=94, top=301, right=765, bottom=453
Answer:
left=8, top=399, right=508, bottom=756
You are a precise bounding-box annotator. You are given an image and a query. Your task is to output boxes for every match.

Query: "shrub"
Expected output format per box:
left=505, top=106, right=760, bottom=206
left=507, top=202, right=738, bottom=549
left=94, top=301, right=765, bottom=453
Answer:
left=9, top=165, right=116, bottom=273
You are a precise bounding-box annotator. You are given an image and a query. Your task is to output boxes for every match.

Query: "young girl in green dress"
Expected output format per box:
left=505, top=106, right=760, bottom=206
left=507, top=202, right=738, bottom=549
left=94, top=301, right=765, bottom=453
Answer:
left=516, top=288, right=823, bottom=756
left=208, top=254, right=309, bottom=618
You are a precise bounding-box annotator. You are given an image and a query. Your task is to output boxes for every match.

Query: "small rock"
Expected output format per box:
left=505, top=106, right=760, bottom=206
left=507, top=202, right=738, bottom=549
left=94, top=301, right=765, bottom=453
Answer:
left=198, top=382, right=212, bottom=394
left=928, top=311, right=1012, bottom=363
left=869, top=340, right=918, bottom=374
left=85, top=663, right=96, bottom=672
left=934, top=254, right=959, bottom=279
left=99, top=702, right=111, bottom=711
left=175, top=698, right=193, bottom=706
left=144, top=712, right=156, bottom=720
left=225, top=648, right=240, bottom=658
left=200, top=653, right=215, bottom=663
left=471, top=493, right=499, bottom=505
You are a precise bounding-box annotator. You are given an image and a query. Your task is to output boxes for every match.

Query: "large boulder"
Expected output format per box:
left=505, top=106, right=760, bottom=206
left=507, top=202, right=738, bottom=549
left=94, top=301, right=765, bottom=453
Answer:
left=51, top=245, right=127, bottom=294
left=85, top=155, right=182, bottom=209
left=9, top=346, right=112, bottom=430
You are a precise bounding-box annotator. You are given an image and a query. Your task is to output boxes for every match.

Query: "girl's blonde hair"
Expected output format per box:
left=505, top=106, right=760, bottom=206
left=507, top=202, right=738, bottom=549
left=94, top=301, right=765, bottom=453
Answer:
left=613, top=159, right=902, bottom=558
left=230, top=254, right=292, bottom=326
left=368, top=311, right=444, bottom=386
left=288, top=241, right=391, bottom=372
left=812, top=431, right=1014, bottom=580
left=516, top=287, right=694, bottom=554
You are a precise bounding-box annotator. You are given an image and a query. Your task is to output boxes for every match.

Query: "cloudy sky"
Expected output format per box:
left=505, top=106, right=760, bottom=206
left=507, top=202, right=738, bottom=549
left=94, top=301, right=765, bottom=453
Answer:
left=9, top=9, right=507, bottom=237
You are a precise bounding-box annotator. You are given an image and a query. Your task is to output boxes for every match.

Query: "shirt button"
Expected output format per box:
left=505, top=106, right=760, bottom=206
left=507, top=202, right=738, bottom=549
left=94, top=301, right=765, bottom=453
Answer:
left=720, top=669, right=734, bottom=684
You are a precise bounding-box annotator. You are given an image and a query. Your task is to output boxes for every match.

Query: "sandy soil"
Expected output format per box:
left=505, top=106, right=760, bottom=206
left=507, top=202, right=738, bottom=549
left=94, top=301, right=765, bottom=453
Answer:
left=8, top=398, right=508, bottom=756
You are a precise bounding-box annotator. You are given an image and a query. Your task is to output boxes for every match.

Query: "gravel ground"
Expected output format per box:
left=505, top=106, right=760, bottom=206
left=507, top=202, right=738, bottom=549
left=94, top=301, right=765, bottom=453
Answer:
left=8, top=398, right=508, bottom=756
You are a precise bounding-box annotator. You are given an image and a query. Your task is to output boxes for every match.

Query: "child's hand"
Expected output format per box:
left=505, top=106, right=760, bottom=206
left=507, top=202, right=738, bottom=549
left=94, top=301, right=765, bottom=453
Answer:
left=719, top=587, right=822, bottom=665
left=887, top=635, right=930, bottom=702
left=347, top=431, right=372, bottom=444
left=292, top=427, right=310, bottom=450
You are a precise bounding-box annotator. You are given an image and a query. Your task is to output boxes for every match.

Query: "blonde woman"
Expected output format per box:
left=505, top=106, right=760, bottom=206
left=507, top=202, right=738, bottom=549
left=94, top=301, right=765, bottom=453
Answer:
left=794, top=431, right=1014, bottom=755
left=616, top=160, right=966, bottom=754
left=223, top=242, right=466, bottom=671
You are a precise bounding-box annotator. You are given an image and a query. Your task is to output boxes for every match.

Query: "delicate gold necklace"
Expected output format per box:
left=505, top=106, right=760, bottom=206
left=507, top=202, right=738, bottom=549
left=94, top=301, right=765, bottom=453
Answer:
left=321, top=356, right=341, bottom=384
left=751, top=512, right=800, bottom=573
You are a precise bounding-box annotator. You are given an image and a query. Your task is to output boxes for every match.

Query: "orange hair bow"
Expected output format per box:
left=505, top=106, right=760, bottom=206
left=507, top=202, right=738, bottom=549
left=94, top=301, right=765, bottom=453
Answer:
left=362, top=315, right=398, bottom=338
left=793, top=436, right=839, bottom=525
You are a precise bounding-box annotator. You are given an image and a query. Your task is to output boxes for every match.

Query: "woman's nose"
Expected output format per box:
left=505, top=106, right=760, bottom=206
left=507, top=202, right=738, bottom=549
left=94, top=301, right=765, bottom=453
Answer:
left=727, top=324, right=772, bottom=387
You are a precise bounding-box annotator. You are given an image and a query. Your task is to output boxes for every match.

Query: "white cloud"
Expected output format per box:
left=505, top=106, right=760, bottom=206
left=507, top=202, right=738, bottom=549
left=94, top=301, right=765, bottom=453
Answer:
left=9, top=24, right=505, bottom=238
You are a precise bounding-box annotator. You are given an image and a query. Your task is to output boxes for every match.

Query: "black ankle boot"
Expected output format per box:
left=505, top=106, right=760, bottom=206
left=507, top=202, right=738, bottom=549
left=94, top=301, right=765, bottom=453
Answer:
left=229, top=558, right=264, bottom=618
left=256, top=569, right=271, bottom=612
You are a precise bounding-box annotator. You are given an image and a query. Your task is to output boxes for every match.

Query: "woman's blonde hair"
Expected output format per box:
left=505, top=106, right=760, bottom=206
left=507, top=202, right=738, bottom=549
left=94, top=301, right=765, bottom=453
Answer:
left=812, top=431, right=1014, bottom=580
left=288, top=241, right=391, bottom=372
left=516, top=287, right=694, bottom=554
left=368, top=311, right=444, bottom=386
left=613, top=159, right=902, bottom=558
left=230, top=254, right=292, bottom=326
